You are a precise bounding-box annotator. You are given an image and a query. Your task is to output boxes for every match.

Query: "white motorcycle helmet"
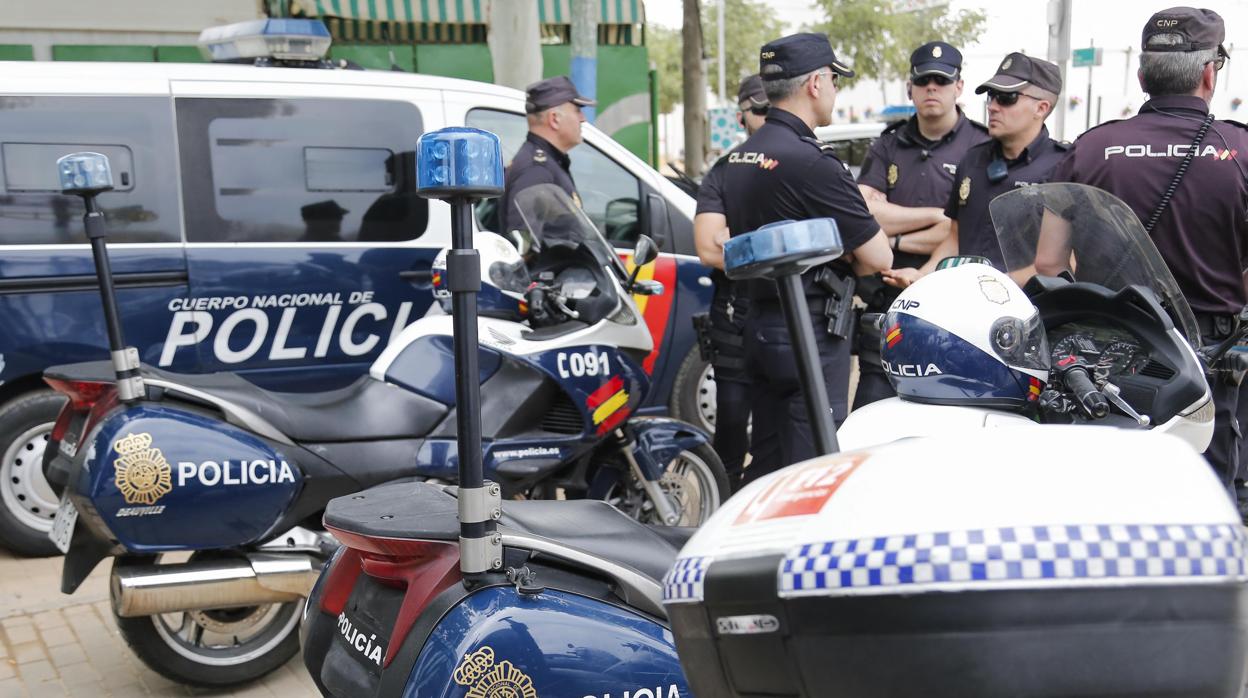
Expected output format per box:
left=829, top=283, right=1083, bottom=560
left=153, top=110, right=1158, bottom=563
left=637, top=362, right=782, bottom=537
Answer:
left=879, top=262, right=1050, bottom=409
left=432, top=231, right=531, bottom=319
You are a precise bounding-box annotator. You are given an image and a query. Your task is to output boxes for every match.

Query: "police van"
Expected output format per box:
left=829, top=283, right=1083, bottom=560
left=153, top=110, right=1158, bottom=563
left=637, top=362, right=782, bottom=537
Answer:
left=0, top=22, right=712, bottom=554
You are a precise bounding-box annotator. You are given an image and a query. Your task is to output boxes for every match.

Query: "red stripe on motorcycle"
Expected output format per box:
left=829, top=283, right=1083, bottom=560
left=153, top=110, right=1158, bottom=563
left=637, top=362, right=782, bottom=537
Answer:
left=640, top=256, right=677, bottom=374
left=587, top=375, right=625, bottom=408
left=596, top=405, right=631, bottom=435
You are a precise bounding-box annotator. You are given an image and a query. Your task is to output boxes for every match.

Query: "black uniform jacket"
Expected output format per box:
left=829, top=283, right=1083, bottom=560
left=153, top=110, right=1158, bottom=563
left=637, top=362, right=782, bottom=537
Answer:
left=1051, top=95, right=1248, bottom=314
left=501, top=133, right=578, bottom=234
left=713, top=108, right=881, bottom=300
left=945, top=125, right=1068, bottom=269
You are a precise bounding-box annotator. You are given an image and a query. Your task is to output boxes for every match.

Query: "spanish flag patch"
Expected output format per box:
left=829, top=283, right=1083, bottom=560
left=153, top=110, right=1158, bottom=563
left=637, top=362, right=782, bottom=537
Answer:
left=885, top=324, right=903, bottom=348
left=588, top=375, right=630, bottom=435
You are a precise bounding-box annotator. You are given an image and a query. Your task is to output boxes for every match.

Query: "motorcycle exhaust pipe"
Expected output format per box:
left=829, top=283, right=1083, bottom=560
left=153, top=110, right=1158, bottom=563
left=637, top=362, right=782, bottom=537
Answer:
left=111, top=553, right=321, bottom=618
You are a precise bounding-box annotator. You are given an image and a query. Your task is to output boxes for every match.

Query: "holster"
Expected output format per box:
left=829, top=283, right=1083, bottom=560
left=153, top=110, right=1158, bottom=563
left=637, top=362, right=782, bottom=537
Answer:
left=692, top=312, right=716, bottom=363
left=814, top=266, right=857, bottom=340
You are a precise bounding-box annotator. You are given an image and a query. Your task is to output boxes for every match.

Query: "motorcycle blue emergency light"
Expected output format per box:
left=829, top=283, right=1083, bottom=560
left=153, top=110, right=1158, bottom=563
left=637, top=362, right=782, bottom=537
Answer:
left=723, top=218, right=843, bottom=281
left=57, top=152, right=114, bottom=196
left=416, top=127, right=504, bottom=199
left=198, top=19, right=331, bottom=63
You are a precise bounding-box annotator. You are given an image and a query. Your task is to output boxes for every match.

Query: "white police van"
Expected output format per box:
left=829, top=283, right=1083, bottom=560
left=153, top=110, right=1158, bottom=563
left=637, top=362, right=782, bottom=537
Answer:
left=0, top=20, right=708, bottom=554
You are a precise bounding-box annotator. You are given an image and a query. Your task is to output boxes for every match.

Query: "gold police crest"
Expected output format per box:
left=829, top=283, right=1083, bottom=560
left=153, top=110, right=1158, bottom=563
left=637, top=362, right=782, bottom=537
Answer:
left=932, top=46, right=943, bottom=59
left=887, top=163, right=899, bottom=188
left=958, top=176, right=971, bottom=206
left=454, top=647, right=538, bottom=698
left=113, top=433, right=173, bottom=506
left=1001, top=57, right=1013, bottom=70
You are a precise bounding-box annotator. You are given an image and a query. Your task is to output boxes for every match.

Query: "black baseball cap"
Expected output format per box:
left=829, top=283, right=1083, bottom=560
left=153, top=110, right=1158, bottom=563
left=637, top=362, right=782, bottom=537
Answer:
left=737, top=74, right=768, bottom=108
left=976, top=52, right=1063, bottom=95
left=911, top=41, right=962, bottom=78
left=525, top=76, right=596, bottom=114
left=759, top=32, right=855, bottom=81
left=1142, top=7, right=1227, bottom=56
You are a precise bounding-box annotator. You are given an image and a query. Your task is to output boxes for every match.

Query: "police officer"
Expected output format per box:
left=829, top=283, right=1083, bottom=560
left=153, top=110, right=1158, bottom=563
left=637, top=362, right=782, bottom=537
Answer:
left=694, top=74, right=770, bottom=490
left=499, top=76, right=595, bottom=234
left=1050, top=7, right=1248, bottom=493
left=853, top=41, right=989, bottom=408
left=921, top=53, right=1066, bottom=271
left=706, top=33, right=892, bottom=481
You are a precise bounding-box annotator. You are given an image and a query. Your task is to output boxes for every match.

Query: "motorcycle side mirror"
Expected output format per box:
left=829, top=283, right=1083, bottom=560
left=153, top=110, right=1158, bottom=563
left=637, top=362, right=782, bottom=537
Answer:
left=632, top=279, right=664, bottom=296
left=625, top=235, right=659, bottom=292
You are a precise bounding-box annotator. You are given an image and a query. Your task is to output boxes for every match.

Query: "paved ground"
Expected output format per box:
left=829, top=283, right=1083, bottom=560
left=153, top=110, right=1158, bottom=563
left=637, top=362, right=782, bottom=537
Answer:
left=0, top=548, right=319, bottom=697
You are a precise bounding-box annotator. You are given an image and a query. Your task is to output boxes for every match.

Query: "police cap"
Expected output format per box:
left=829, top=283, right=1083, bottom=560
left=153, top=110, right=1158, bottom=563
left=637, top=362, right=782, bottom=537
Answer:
left=1142, top=7, right=1227, bottom=57
left=911, top=41, right=962, bottom=79
left=975, top=52, right=1062, bottom=95
left=737, top=74, right=768, bottom=108
left=759, top=32, right=855, bottom=81
left=525, top=76, right=596, bottom=114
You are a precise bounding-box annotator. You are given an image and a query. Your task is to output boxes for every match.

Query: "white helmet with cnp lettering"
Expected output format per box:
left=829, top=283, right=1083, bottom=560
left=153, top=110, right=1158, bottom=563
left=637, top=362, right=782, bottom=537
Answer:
left=432, top=231, right=530, bottom=319
left=880, top=262, right=1049, bottom=409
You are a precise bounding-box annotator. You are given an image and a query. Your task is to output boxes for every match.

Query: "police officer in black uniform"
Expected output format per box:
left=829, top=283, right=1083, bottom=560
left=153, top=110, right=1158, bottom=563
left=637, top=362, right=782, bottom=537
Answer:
left=694, top=74, right=770, bottom=490
left=500, top=76, right=595, bottom=235
left=923, top=53, right=1067, bottom=271
left=1050, top=7, right=1248, bottom=493
left=853, top=41, right=989, bottom=408
left=710, top=33, right=893, bottom=480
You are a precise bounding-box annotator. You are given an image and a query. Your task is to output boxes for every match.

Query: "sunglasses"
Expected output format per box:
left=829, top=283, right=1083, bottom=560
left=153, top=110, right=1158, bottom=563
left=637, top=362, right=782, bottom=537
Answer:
left=747, top=105, right=770, bottom=116
left=912, top=75, right=954, bottom=87
left=985, top=89, right=1041, bottom=107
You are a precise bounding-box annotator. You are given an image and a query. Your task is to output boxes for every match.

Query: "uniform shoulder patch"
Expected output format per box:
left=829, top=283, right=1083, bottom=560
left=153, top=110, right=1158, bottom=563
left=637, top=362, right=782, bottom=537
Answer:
left=1053, top=140, right=1072, bottom=151
left=1221, top=118, right=1248, bottom=130
left=966, top=118, right=989, bottom=133
left=800, top=135, right=838, bottom=152
left=1074, top=119, right=1124, bottom=140
left=881, top=120, right=906, bottom=135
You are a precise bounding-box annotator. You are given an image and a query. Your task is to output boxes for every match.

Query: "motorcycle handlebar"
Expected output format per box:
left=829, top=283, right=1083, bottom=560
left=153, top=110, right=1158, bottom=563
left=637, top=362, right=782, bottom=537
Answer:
left=1063, top=365, right=1109, bottom=419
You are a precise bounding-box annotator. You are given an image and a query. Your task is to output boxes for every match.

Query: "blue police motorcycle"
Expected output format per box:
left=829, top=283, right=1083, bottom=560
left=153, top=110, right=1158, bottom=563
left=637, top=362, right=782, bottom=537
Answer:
left=297, top=130, right=851, bottom=697
left=42, top=150, right=725, bottom=686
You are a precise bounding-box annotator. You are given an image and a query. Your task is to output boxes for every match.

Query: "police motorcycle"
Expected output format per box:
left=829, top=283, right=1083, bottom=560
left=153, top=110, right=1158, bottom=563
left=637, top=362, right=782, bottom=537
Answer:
left=304, top=146, right=1248, bottom=698
left=839, top=183, right=1217, bottom=453
left=41, top=147, right=726, bottom=687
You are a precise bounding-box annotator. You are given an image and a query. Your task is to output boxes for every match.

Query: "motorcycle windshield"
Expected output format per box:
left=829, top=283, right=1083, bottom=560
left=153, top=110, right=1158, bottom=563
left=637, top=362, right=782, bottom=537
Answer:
left=513, top=183, right=629, bottom=279
left=988, top=183, right=1199, bottom=343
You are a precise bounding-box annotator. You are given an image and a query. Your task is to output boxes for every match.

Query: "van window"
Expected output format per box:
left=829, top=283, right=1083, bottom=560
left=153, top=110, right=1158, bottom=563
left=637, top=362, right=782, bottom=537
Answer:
left=466, top=108, right=643, bottom=245
left=0, top=96, right=180, bottom=245
left=177, top=98, right=426, bottom=243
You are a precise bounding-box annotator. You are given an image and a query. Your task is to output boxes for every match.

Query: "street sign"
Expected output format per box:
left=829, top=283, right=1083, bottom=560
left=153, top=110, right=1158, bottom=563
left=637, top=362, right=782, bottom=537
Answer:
left=1072, top=47, right=1103, bottom=67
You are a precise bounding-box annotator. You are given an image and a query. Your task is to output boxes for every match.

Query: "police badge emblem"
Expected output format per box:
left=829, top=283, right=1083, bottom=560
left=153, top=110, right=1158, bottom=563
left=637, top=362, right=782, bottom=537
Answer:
left=958, top=176, right=971, bottom=205
left=978, top=275, right=1011, bottom=304
left=887, top=164, right=899, bottom=188
left=932, top=46, right=943, bottom=59
left=1001, top=57, right=1013, bottom=70
left=533, top=149, right=547, bottom=163
left=113, top=432, right=173, bottom=506
left=454, top=647, right=538, bottom=698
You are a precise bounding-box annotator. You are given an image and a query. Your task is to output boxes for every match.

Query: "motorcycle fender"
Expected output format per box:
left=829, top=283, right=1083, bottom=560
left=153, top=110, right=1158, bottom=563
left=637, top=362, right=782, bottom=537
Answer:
left=75, top=403, right=303, bottom=552
left=628, top=417, right=711, bottom=481
left=405, top=586, right=688, bottom=697
left=60, top=520, right=115, bottom=594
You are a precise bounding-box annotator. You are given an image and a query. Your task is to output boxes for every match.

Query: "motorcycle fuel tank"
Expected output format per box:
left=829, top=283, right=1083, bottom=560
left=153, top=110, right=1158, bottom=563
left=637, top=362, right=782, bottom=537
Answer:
left=73, top=403, right=302, bottom=551
left=664, top=428, right=1248, bottom=697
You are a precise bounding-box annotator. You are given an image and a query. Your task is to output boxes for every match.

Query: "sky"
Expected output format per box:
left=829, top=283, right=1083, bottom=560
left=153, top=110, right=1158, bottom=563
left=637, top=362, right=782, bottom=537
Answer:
left=647, top=0, right=1248, bottom=142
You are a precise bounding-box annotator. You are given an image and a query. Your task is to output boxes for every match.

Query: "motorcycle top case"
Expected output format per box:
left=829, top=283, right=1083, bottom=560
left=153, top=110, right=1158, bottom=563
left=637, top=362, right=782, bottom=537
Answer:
left=72, top=403, right=301, bottom=551
left=663, top=428, right=1248, bottom=698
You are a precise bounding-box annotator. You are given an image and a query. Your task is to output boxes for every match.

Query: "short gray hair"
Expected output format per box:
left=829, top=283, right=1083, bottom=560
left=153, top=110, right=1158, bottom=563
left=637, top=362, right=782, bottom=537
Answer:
left=764, top=68, right=819, bottom=103
left=1140, top=33, right=1217, bottom=96
left=1030, top=88, right=1059, bottom=118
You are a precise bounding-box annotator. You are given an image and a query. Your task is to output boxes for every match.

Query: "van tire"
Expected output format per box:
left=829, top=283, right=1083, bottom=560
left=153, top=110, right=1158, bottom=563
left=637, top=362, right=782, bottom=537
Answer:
left=0, top=390, right=66, bottom=556
left=670, top=349, right=716, bottom=435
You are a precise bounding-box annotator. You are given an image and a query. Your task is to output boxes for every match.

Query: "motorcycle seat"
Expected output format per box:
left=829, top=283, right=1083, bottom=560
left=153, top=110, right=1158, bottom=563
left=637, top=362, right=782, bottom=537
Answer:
left=47, top=361, right=448, bottom=442
left=324, top=481, right=693, bottom=585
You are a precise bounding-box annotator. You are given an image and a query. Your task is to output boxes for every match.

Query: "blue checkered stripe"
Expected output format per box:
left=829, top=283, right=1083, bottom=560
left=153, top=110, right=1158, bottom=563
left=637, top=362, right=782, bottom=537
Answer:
left=663, top=556, right=712, bottom=603
left=779, top=523, right=1248, bottom=595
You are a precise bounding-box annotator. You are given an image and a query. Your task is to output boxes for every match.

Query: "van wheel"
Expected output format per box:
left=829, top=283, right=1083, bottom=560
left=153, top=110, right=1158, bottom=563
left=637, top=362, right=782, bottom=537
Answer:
left=112, top=555, right=302, bottom=688
left=670, top=349, right=716, bottom=435
left=0, top=390, right=66, bottom=556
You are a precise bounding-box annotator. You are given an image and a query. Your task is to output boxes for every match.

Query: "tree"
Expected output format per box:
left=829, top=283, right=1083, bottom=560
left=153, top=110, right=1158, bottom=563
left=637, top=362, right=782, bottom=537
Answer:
left=808, top=0, right=986, bottom=83
left=701, top=0, right=785, bottom=99
left=648, top=24, right=683, bottom=115
left=682, top=0, right=708, bottom=176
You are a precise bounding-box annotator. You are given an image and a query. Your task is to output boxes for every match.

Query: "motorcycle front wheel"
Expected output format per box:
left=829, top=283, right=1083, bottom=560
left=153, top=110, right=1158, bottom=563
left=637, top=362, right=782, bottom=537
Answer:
left=604, top=443, right=728, bottom=527
left=111, top=554, right=303, bottom=688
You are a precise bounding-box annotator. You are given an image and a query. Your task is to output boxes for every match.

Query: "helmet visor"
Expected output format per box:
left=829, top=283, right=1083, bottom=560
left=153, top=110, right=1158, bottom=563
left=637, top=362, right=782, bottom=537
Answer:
left=488, top=258, right=531, bottom=295
left=989, top=311, right=1048, bottom=371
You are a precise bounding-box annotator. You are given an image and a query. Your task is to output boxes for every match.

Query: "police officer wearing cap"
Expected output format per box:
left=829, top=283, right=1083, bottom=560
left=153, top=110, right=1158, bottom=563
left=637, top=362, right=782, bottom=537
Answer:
left=921, top=53, right=1067, bottom=271
left=704, top=33, right=892, bottom=480
left=499, top=75, right=595, bottom=235
left=1050, top=7, right=1248, bottom=494
left=694, top=74, right=770, bottom=490
left=853, top=41, right=989, bottom=409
